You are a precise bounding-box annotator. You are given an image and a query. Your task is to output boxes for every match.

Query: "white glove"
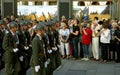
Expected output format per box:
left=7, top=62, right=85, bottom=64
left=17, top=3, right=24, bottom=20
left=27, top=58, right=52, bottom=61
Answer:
left=52, top=47, right=57, bottom=51
left=24, top=46, right=29, bottom=50
left=13, top=48, right=19, bottom=53
left=16, top=41, right=19, bottom=45
left=54, top=47, right=57, bottom=51
left=44, top=61, right=48, bottom=68
left=47, top=59, right=50, bottom=64
left=19, top=56, right=24, bottom=61
left=35, top=65, right=40, bottom=72
left=48, top=50, right=52, bottom=54
left=29, top=44, right=32, bottom=47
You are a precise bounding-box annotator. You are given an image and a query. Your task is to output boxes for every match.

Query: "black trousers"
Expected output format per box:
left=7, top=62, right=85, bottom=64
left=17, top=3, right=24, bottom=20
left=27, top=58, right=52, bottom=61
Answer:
left=101, top=43, right=109, bottom=60
left=116, top=43, right=120, bottom=61
left=109, top=40, right=116, bottom=60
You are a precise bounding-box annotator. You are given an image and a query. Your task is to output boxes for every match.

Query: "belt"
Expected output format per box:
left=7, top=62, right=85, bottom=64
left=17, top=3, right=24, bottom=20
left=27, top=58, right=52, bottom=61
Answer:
left=38, top=53, right=45, bottom=58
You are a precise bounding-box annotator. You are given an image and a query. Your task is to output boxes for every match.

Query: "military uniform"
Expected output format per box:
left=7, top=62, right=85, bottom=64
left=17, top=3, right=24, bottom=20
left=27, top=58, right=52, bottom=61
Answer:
left=30, top=25, right=46, bottom=75
left=0, top=30, right=4, bottom=70
left=0, top=20, right=7, bottom=70
left=24, top=24, right=32, bottom=64
left=51, top=21, right=61, bottom=69
left=41, top=24, right=50, bottom=75
left=45, top=21, right=60, bottom=75
left=53, top=29, right=61, bottom=69
left=17, top=21, right=30, bottom=75
left=48, top=26, right=56, bottom=71
left=2, top=22, right=21, bottom=75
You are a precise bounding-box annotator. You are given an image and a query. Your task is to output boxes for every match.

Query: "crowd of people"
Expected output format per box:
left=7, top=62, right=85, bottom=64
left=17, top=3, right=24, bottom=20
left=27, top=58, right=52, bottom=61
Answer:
left=0, top=15, right=120, bottom=75
left=60, top=15, right=120, bottom=63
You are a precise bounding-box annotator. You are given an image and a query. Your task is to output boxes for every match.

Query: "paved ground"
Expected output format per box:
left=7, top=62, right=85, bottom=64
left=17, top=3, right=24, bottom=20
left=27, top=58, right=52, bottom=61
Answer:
left=54, top=59, right=120, bottom=75
left=0, top=59, right=120, bottom=75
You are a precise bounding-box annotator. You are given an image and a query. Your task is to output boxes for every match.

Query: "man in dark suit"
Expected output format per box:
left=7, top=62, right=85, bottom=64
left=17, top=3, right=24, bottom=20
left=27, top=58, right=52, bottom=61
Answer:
left=2, top=22, right=21, bottom=75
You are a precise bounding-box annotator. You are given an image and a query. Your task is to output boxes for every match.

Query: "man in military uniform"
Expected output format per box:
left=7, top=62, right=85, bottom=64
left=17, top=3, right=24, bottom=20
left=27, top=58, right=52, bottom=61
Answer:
left=39, top=22, right=49, bottom=75
left=30, top=24, right=46, bottom=75
left=24, top=21, right=32, bottom=64
left=47, top=21, right=56, bottom=74
left=52, top=20, right=61, bottom=70
left=17, top=21, right=30, bottom=75
left=2, top=22, right=21, bottom=75
left=0, top=20, right=8, bottom=70
left=39, top=21, right=54, bottom=75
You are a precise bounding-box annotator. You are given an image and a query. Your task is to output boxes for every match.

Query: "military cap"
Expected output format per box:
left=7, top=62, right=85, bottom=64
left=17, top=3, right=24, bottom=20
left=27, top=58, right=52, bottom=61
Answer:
left=0, top=20, right=4, bottom=25
left=52, top=18, right=59, bottom=23
left=43, top=22, right=47, bottom=26
left=19, top=22, right=25, bottom=26
left=24, top=21, right=28, bottom=26
left=9, top=22, right=18, bottom=28
left=46, top=21, right=50, bottom=26
left=19, top=21, right=25, bottom=26
left=39, top=22, right=45, bottom=27
left=47, top=21, right=54, bottom=27
left=35, top=25, right=44, bottom=30
left=45, top=22, right=49, bottom=26
left=26, top=20, right=32, bottom=25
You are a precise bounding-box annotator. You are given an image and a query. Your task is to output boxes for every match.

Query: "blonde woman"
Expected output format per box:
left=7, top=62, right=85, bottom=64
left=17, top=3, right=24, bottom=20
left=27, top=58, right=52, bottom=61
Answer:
left=59, top=22, right=70, bottom=59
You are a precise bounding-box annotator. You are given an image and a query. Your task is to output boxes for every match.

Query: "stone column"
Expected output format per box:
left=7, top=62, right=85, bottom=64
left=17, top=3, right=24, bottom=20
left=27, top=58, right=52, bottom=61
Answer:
left=58, top=0, right=73, bottom=21
left=14, top=0, right=17, bottom=17
left=109, top=1, right=112, bottom=19
left=1, top=0, right=17, bottom=18
left=117, top=0, right=120, bottom=20
left=114, top=0, right=118, bottom=19
left=43, top=1, right=48, bottom=6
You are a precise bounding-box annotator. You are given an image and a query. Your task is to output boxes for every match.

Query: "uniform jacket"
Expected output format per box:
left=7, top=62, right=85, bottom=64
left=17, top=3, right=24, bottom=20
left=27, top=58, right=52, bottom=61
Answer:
left=30, top=35, right=45, bottom=67
left=0, top=30, right=6, bottom=58
left=2, top=32, right=19, bottom=63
